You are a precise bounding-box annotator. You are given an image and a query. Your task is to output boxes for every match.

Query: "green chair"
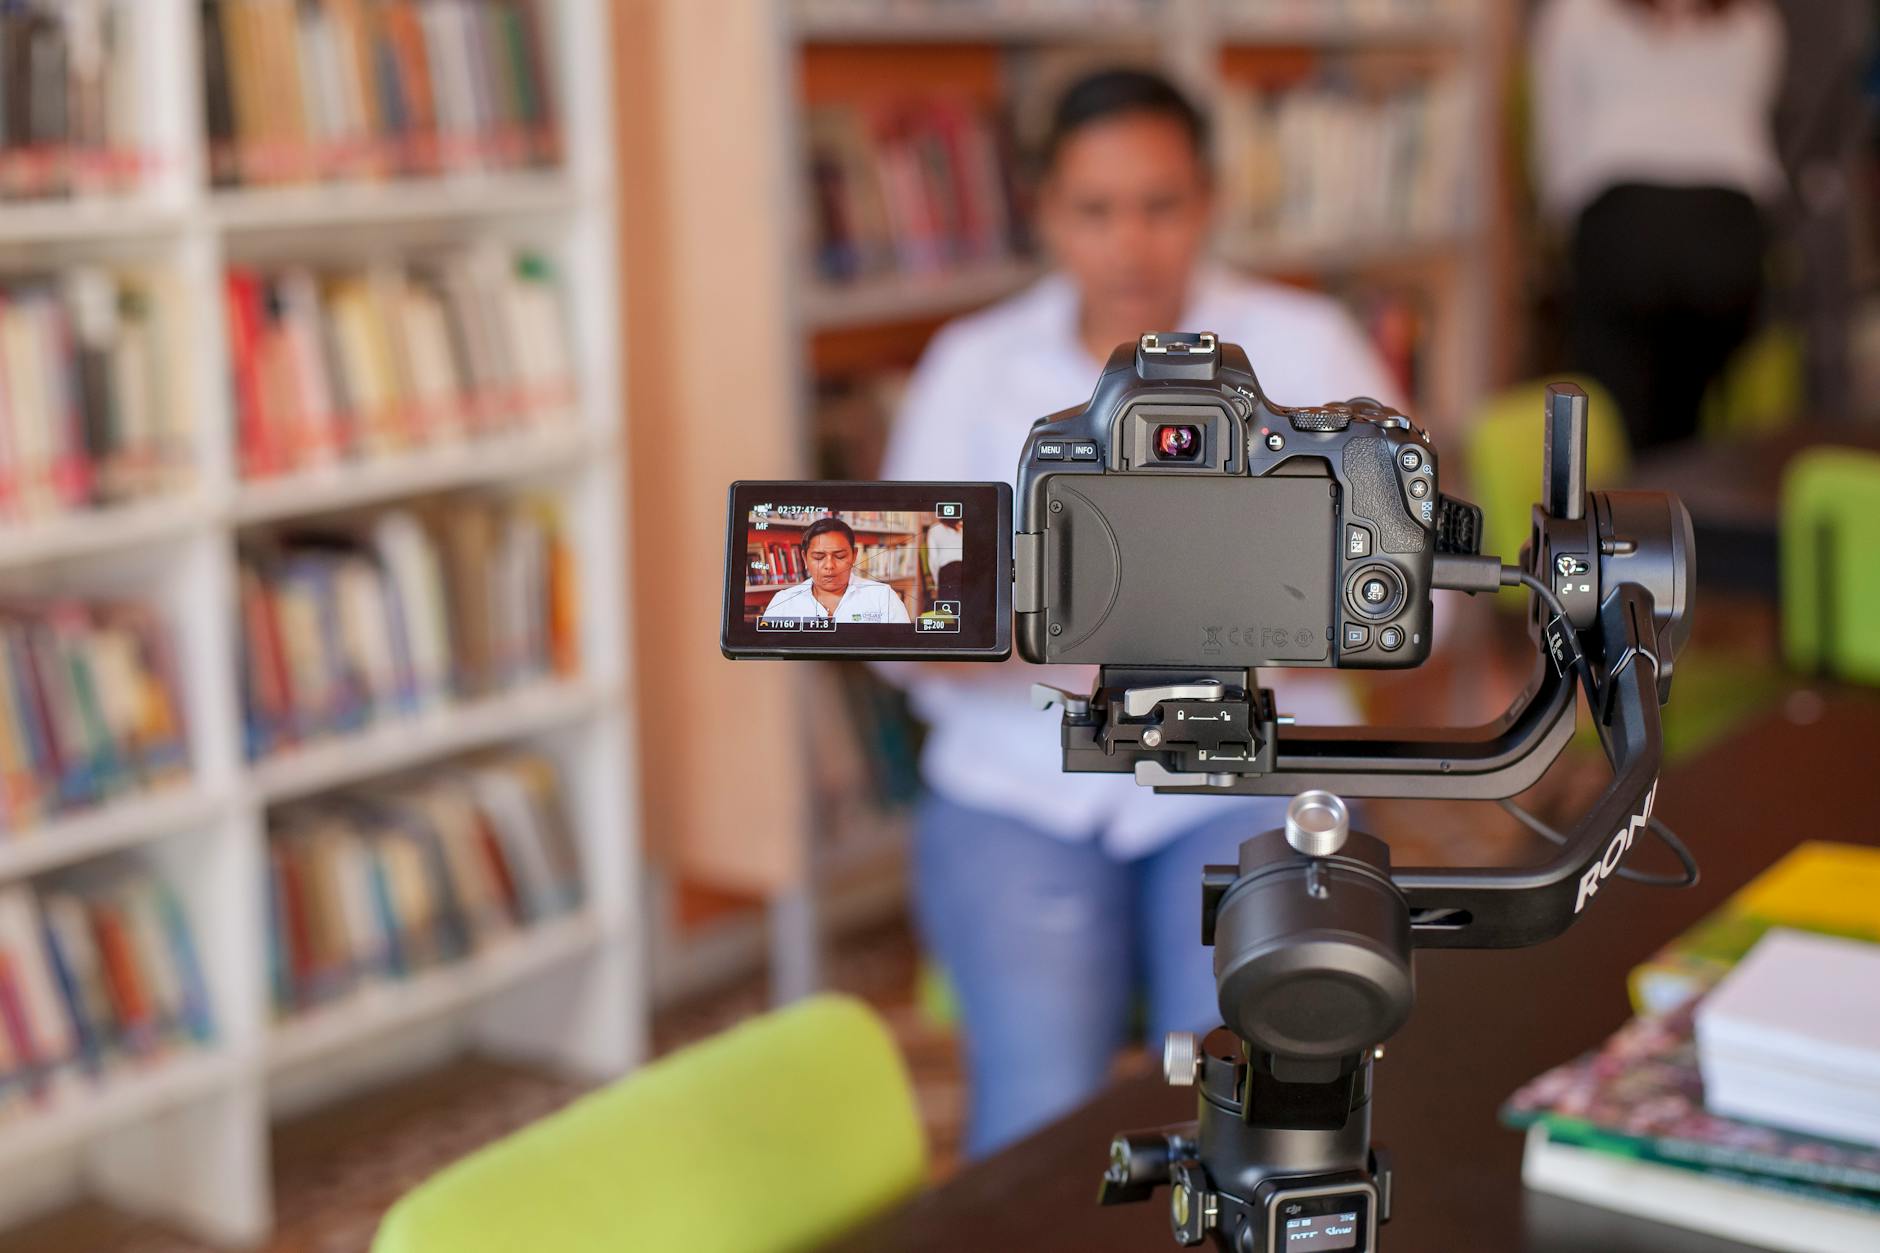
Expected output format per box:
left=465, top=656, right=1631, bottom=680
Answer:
left=1463, top=376, right=1631, bottom=606
left=372, top=994, right=928, bottom=1253
left=1782, top=448, right=1880, bottom=684
left=1701, top=321, right=1804, bottom=442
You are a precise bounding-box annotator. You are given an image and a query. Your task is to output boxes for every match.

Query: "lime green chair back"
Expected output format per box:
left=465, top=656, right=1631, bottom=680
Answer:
left=373, top=994, right=928, bottom=1253
left=1782, top=448, right=1880, bottom=684
left=1702, top=322, right=1804, bottom=442
left=1464, top=376, right=1631, bottom=591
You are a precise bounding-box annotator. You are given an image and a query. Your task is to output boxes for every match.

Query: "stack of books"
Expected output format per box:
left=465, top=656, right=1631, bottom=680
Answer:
left=0, top=866, right=214, bottom=1117
left=0, top=600, right=190, bottom=834
left=1216, top=74, right=1474, bottom=247
left=266, top=749, right=580, bottom=1014
left=0, top=268, right=194, bottom=523
left=0, top=1, right=148, bottom=200
left=202, top=0, right=560, bottom=188
left=238, top=495, right=579, bottom=760
left=225, top=246, right=576, bottom=480
left=1506, top=842, right=1880, bottom=1251
left=804, top=97, right=1027, bottom=284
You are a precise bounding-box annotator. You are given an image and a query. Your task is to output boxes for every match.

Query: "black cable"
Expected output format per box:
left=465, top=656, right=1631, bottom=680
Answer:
left=1497, top=797, right=1700, bottom=889
left=1506, top=566, right=1572, bottom=628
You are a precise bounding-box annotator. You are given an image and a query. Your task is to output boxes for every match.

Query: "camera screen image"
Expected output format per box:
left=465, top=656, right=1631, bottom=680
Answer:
left=742, top=504, right=966, bottom=632
left=722, top=481, right=1011, bottom=659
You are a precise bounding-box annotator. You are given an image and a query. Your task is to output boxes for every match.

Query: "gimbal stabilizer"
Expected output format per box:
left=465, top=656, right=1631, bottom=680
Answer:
left=1060, top=385, right=1696, bottom=1250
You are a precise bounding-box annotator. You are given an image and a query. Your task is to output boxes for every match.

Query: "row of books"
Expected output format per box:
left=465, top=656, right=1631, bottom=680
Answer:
left=0, top=268, right=194, bottom=525
left=227, top=246, right=576, bottom=481
left=0, top=601, right=189, bottom=836
left=1506, top=843, right=1880, bottom=1250
left=238, top=494, right=578, bottom=761
left=1217, top=76, right=1474, bottom=246
left=267, top=749, right=580, bottom=1014
left=805, top=98, right=1026, bottom=284
left=0, top=865, right=213, bottom=1112
left=203, top=0, right=561, bottom=188
left=856, top=540, right=918, bottom=582
left=0, top=1, right=147, bottom=200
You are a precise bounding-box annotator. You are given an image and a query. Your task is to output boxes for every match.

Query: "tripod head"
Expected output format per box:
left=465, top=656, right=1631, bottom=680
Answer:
left=1083, top=384, right=1695, bottom=1250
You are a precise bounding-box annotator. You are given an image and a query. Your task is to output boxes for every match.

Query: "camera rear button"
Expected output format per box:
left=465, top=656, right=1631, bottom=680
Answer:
left=1379, top=625, right=1405, bottom=651
left=1036, top=440, right=1066, bottom=460
left=1345, top=524, right=1372, bottom=559
left=1407, top=477, right=1430, bottom=500
left=1068, top=440, right=1100, bottom=461
left=1342, top=623, right=1371, bottom=649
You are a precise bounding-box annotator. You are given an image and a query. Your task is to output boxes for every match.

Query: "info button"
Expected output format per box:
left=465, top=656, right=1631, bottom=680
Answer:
left=1067, top=440, right=1100, bottom=461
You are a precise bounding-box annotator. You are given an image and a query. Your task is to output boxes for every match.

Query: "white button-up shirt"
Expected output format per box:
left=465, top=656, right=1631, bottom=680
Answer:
left=763, top=573, right=910, bottom=623
left=879, top=266, right=1403, bottom=857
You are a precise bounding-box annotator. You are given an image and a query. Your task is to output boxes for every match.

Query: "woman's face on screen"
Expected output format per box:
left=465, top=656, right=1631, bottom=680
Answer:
left=1039, top=112, right=1213, bottom=330
left=805, top=533, right=855, bottom=593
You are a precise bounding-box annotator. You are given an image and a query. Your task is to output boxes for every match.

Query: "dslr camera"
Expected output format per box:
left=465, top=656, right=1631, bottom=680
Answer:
left=723, top=332, right=1694, bottom=1253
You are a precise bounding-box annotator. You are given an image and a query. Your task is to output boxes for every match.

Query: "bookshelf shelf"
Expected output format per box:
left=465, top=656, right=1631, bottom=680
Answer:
left=247, top=679, right=606, bottom=807
left=210, top=171, right=583, bottom=234
left=802, top=260, right=1046, bottom=331
left=0, top=787, right=223, bottom=885
left=0, top=197, right=187, bottom=247
left=0, top=496, right=213, bottom=572
left=793, top=11, right=1165, bottom=43
left=0, top=1048, right=238, bottom=1176
left=232, top=425, right=595, bottom=525
left=267, top=911, right=606, bottom=1073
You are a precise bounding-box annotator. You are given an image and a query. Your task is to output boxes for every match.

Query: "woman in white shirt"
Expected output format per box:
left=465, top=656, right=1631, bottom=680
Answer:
left=879, top=68, right=1402, bottom=1158
left=1532, top=0, right=1786, bottom=450
left=761, top=517, right=910, bottom=623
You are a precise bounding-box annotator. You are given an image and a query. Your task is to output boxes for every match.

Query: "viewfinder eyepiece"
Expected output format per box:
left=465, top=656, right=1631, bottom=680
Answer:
left=1153, top=424, right=1201, bottom=462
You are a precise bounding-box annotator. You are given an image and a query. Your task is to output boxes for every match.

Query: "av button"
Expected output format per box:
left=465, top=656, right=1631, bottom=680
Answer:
left=1379, top=625, right=1405, bottom=651
left=1345, top=524, right=1372, bottom=559
left=1342, top=623, right=1371, bottom=649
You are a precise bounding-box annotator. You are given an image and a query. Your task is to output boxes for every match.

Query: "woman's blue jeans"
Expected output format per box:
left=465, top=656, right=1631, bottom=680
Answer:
left=912, top=790, right=1290, bottom=1159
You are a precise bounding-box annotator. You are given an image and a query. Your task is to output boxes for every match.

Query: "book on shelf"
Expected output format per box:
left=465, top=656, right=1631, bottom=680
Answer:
left=1504, top=1003, right=1880, bottom=1251
left=0, top=599, right=190, bottom=836
left=265, top=748, right=581, bottom=1014
left=0, top=1, right=149, bottom=201
left=202, top=0, right=561, bottom=189
left=805, top=96, right=1028, bottom=285
left=0, top=267, right=194, bottom=525
left=226, top=245, right=577, bottom=481
left=1216, top=72, right=1474, bottom=246
left=238, top=493, right=579, bottom=761
left=0, top=863, right=213, bottom=1118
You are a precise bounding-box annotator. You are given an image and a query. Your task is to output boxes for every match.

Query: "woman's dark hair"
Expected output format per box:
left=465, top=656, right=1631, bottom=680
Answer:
left=801, top=517, right=857, bottom=557
left=1043, top=67, right=1210, bottom=171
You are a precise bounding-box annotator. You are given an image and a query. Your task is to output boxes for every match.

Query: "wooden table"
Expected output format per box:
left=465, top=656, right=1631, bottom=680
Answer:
left=1628, top=424, right=1880, bottom=598
left=834, top=691, right=1880, bottom=1252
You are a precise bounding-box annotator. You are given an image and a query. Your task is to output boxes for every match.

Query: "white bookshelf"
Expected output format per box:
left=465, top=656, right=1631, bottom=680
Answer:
left=0, top=0, right=641, bottom=1245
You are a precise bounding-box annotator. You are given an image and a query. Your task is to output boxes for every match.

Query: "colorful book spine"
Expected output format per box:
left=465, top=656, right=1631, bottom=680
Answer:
left=265, top=749, right=581, bottom=1014
left=238, top=495, right=579, bottom=761
left=202, top=0, right=560, bottom=189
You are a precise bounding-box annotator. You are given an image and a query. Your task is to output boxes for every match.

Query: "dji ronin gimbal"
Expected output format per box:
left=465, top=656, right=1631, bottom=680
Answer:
left=1046, top=384, right=1695, bottom=1250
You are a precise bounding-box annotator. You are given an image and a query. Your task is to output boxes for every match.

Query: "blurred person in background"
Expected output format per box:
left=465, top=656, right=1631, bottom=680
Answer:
left=879, top=67, right=1402, bottom=1158
left=1533, top=0, right=1786, bottom=451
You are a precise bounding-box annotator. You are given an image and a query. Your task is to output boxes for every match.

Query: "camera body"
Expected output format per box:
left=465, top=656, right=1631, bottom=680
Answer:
left=1015, top=332, right=1448, bottom=670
